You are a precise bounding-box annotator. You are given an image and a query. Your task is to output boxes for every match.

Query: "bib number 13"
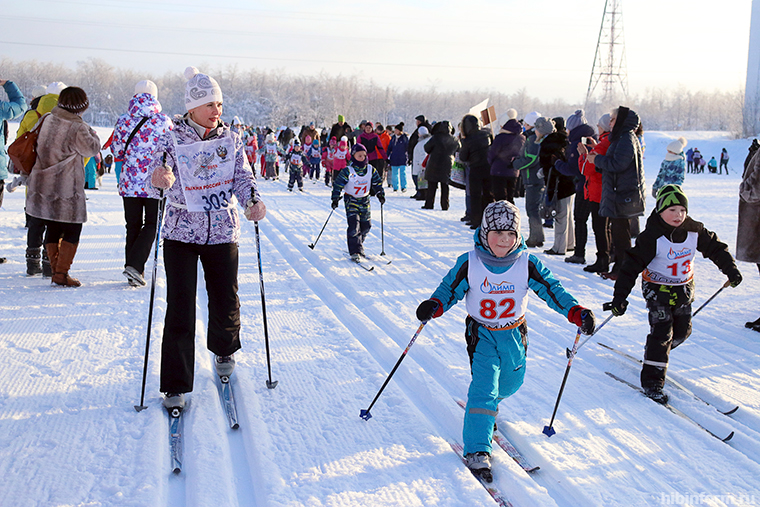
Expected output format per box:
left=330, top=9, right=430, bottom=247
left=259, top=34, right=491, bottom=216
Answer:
left=480, top=298, right=515, bottom=320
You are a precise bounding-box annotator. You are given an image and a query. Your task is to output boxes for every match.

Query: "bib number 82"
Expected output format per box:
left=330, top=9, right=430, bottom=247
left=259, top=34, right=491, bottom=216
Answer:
left=479, top=298, right=516, bottom=320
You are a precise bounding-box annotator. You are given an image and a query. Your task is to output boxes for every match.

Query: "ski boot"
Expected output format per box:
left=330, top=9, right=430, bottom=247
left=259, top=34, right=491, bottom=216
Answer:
left=464, top=452, right=493, bottom=483
left=644, top=385, right=669, bottom=405
left=215, top=354, right=236, bottom=377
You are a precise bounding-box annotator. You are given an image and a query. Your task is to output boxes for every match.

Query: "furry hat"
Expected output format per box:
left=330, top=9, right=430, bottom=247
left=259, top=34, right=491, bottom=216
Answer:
left=656, top=184, right=688, bottom=213
left=523, top=111, right=541, bottom=127
left=664, top=137, right=688, bottom=161
left=134, top=80, right=158, bottom=98
left=479, top=201, right=522, bottom=256
left=46, top=82, right=67, bottom=95
left=184, top=66, right=223, bottom=111
left=566, top=109, right=587, bottom=132
left=534, top=117, right=556, bottom=137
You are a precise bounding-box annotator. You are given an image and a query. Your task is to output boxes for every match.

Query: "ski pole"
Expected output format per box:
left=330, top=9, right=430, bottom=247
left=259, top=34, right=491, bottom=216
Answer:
left=360, top=318, right=432, bottom=420
left=135, top=154, right=168, bottom=412
left=566, top=313, right=614, bottom=358
left=543, top=327, right=582, bottom=437
left=380, top=202, right=386, bottom=256
left=308, top=208, right=334, bottom=250
left=254, top=221, right=278, bottom=389
left=692, top=280, right=731, bottom=317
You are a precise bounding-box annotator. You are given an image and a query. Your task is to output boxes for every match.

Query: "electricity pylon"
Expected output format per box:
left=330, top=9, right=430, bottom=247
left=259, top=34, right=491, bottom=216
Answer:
left=585, top=0, right=629, bottom=107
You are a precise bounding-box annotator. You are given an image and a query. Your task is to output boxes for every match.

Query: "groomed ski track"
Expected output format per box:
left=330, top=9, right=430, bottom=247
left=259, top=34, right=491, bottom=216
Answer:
left=1, top=129, right=760, bottom=507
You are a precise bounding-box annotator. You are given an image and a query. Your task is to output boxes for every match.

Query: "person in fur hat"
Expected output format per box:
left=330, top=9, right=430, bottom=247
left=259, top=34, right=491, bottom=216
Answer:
left=149, top=66, right=267, bottom=410
left=416, top=200, right=595, bottom=482
left=738, top=151, right=760, bottom=331
left=610, top=184, right=742, bottom=403
left=25, top=86, right=101, bottom=287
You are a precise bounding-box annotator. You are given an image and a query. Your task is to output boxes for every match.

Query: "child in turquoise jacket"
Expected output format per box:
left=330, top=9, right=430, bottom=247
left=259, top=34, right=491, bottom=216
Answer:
left=416, top=200, right=596, bottom=482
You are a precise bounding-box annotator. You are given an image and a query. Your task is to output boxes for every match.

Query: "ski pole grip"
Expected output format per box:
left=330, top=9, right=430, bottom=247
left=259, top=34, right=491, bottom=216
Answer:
left=603, top=302, right=613, bottom=311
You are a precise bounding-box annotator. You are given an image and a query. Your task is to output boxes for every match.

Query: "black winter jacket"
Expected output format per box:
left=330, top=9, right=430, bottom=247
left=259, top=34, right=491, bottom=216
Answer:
left=458, top=115, right=493, bottom=177
left=423, top=121, right=460, bottom=183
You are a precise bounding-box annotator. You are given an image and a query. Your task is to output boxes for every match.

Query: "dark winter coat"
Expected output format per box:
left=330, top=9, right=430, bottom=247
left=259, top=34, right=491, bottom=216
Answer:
left=554, top=123, right=596, bottom=195
left=387, top=133, right=409, bottom=166
left=458, top=115, right=493, bottom=178
left=614, top=210, right=740, bottom=303
left=423, top=121, right=460, bottom=183
left=408, top=115, right=432, bottom=164
left=539, top=129, right=574, bottom=201
left=329, top=122, right=353, bottom=146
left=593, top=108, right=645, bottom=218
left=487, top=120, right=525, bottom=178
left=737, top=150, right=760, bottom=263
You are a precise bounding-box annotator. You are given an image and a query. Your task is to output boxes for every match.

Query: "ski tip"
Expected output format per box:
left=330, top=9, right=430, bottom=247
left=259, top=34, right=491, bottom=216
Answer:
left=542, top=425, right=556, bottom=437
left=722, top=406, right=739, bottom=416
left=134, top=405, right=148, bottom=412
left=359, top=409, right=372, bottom=421
left=723, top=431, right=735, bottom=442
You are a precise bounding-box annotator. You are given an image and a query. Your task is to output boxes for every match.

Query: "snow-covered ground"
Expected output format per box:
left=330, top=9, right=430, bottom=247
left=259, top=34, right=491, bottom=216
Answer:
left=1, top=126, right=759, bottom=507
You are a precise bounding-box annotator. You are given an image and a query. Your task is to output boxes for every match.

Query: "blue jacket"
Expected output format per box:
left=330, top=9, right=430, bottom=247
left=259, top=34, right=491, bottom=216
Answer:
left=652, top=157, right=685, bottom=197
left=387, top=133, right=409, bottom=166
left=0, top=81, right=27, bottom=180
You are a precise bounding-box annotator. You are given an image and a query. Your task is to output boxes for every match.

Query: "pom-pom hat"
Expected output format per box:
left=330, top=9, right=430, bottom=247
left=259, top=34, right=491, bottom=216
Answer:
left=664, top=137, right=688, bottom=162
left=184, top=66, right=223, bottom=111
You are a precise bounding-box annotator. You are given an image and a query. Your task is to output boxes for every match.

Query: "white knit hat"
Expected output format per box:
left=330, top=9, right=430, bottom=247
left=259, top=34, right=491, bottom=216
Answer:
left=664, top=137, right=688, bottom=161
left=184, top=66, right=223, bottom=111
left=523, top=111, right=541, bottom=127
left=134, top=80, right=158, bottom=98
left=46, top=82, right=67, bottom=95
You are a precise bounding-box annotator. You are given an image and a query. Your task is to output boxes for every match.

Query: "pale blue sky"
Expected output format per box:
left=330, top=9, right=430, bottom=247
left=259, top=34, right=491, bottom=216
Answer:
left=0, top=0, right=752, bottom=102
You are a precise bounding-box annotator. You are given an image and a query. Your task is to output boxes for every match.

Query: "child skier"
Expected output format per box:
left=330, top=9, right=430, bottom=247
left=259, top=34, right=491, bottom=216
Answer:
left=264, top=133, right=279, bottom=180
left=609, top=184, right=742, bottom=403
left=306, top=135, right=322, bottom=181
left=286, top=140, right=306, bottom=192
left=416, top=200, right=596, bottom=482
left=331, top=144, right=385, bottom=260
left=323, top=136, right=336, bottom=186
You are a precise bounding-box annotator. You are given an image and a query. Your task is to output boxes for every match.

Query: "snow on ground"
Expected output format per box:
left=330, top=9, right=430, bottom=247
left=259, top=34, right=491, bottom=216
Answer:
left=0, top=125, right=759, bottom=507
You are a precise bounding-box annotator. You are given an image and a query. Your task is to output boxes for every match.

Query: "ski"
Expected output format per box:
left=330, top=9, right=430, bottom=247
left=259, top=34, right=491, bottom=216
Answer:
left=605, top=371, right=735, bottom=442
left=343, top=252, right=374, bottom=271
left=218, top=375, right=240, bottom=430
left=168, top=407, right=184, bottom=474
left=597, top=342, right=739, bottom=416
left=363, top=253, right=392, bottom=266
left=456, top=399, right=539, bottom=473
left=448, top=440, right=514, bottom=507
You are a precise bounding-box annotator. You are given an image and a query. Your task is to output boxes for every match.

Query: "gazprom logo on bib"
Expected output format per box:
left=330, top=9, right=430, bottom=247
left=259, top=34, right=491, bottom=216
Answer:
left=481, top=277, right=515, bottom=295
left=666, top=247, right=691, bottom=261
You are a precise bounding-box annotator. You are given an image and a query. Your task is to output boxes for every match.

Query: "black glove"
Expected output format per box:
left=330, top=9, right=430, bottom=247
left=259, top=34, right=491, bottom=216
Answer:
left=416, top=299, right=440, bottom=322
left=610, top=298, right=628, bottom=317
left=378, top=193, right=386, bottom=205
left=728, top=271, right=743, bottom=288
left=331, top=198, right=339, bottom=209
left=568, top=306, right=596, bottom=335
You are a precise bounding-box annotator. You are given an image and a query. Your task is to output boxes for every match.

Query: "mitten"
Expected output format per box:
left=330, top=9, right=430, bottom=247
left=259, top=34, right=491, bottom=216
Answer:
left=416, top=299, right=442, bottom=321
left=151, top=164, right=175, bottom=189
left=244, top=200, right=266, bottom=222
left=377, top=193, right=386, bottom=205
left=331, top=198, right=340, bottom=209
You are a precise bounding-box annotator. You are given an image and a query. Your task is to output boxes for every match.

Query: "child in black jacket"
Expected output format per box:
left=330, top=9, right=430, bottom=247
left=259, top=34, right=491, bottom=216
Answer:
left=610, top=184, right=742, bottom=403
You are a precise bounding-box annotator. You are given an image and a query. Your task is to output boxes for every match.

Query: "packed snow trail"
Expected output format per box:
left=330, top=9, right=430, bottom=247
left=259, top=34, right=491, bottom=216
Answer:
left=1, top=126, right=759, bottom=506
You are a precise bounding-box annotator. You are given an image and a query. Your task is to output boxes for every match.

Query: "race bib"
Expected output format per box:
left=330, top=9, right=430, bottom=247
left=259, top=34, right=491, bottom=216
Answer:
left=174, top=137, right=236, bottom=212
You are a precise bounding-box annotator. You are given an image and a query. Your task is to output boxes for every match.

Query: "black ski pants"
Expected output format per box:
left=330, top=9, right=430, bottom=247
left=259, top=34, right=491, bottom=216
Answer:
left=640, top=281, right=693, bottom=389
left=160, top=240, right=241, bottom=394
left=123, top=197, right=159, bottom=274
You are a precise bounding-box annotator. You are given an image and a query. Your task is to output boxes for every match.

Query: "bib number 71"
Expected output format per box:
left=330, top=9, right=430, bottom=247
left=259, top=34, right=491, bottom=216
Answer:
left=480, top=298, right=516, bottom=320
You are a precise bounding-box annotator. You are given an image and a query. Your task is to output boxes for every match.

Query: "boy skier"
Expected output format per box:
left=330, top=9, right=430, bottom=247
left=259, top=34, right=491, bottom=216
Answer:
left=416, top=200, right=596, bottom=482
left=286, top=140, right=306, bottom=192
left=609, top=184, right=742, bottom=403
left=331, top=144, right=385, bottom=260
